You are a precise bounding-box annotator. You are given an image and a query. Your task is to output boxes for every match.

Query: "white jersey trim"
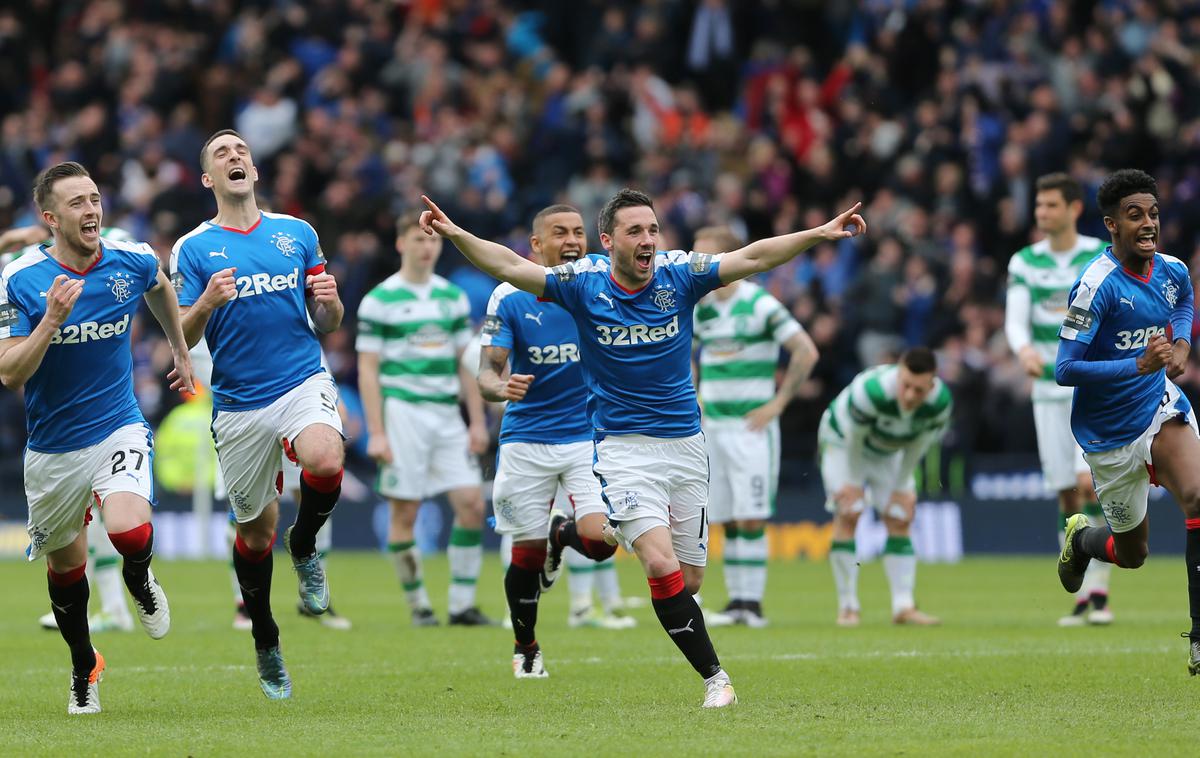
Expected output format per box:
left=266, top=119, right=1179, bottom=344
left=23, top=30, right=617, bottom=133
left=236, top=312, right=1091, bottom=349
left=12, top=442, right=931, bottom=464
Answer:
left=1061, top=255, right=1117, bottom=341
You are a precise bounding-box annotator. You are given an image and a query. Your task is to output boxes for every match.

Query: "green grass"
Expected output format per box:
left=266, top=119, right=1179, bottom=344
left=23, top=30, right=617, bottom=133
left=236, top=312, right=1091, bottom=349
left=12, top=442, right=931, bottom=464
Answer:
left=0, top=553, right=1196, bottom=756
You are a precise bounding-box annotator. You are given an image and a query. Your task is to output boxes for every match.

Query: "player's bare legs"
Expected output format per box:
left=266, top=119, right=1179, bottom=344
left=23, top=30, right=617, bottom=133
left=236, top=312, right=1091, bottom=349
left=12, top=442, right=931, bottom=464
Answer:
left=446, top=485, right=493, bottom=625
left=284, top=422, right=344, bottom=614
left=882, top=491, right=937, bottom=625
left=101, top=492, right=169, bottom=638
left=550, top=510, right=617, bottom=567
left=829, top=486, right=863, bottom=626
left=386, top=497, right=436, bottom=624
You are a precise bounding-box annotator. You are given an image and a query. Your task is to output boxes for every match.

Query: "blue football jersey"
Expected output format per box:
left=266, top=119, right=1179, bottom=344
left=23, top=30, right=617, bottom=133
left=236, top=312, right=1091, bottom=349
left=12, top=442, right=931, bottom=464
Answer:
left=541, top=251, right=723, bottom=438
left=480, top=283, right=590, bottom=445
left=1059, top=249, right=1193, bottom=452
left=170, top=211, right=326, bottom=411
left=0, top=239, right=160, bottom=453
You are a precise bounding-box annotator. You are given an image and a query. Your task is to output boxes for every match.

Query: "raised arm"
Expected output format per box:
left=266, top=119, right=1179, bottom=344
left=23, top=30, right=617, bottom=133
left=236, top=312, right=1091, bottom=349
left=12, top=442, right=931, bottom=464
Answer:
left=717, top=203, right=866, bottom=284
left=143, top=269, right=196, bottom=394
left=420, top=195, right=547, bottom=295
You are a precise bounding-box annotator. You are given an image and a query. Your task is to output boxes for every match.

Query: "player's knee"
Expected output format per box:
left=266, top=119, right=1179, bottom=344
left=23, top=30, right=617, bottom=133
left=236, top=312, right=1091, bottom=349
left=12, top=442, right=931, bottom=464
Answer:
left=882, top=517, right=910, bottom=535
left=303, top=449, right=344, bottom=479
left=238, top=529, right=274, bottom=553
left=1176, top=487, right=1200, bottom=519
left=643, top=555, right=679, bottom=579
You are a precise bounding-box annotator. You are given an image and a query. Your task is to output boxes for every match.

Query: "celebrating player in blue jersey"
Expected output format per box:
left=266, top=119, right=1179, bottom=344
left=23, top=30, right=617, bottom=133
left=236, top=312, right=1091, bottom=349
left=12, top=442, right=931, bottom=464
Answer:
left=422, top=188, right=865, bottom=708
left=478, top=204, right=619, bottom=678
left=1054, top=169, right=1200, bottom=672
left=171, top=130, right=346, bottom=699
left=0, top=162, right=195, bottom=714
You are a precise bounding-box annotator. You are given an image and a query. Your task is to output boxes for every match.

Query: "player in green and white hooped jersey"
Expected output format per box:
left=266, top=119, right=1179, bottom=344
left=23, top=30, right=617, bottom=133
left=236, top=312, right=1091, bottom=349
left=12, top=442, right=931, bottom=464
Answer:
left=1004, top=172, right=1113, bottom=627
left=693, top=226, right=818, bottom=628
left=1, top=223, right=137, bottom=635
left=357, top=213, right=495, bottom=627
left=819, top=348, right=951, bottom=627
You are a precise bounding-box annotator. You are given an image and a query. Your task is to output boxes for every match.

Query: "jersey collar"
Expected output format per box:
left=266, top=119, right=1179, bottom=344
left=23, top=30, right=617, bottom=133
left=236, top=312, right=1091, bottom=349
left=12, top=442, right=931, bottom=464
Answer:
left=1107, top=248, right=1154, bottom=283
left=211, top=212, right=263, bottom=235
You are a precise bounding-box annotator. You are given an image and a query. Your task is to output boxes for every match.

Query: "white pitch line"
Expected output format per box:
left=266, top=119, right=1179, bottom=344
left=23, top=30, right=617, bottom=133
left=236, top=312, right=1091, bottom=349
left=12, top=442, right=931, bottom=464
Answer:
left=13, top=643, right=1178, bottom=677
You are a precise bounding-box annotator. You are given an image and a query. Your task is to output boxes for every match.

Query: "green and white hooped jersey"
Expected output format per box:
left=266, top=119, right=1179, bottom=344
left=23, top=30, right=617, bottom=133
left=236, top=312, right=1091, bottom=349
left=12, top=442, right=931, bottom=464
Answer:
left=694, top=281, right=801, bottom=420
left=1006, top=235, right=1106, bottom=401
left=820, top=364, right=952, bottom=456
left=1, top=226, right=136, bottom=269
left=356, top=273, right=471, bottom=404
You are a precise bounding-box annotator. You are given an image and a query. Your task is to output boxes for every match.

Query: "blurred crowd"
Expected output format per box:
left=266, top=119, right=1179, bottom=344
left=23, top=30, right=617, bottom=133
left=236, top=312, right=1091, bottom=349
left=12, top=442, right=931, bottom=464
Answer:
left=2, top=0, right=1200, bottom=468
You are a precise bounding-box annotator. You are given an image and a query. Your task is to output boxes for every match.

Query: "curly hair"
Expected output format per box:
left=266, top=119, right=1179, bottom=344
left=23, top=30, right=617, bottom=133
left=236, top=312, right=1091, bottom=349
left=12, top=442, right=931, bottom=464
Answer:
left=1097, top=169, right=1158, bottom=217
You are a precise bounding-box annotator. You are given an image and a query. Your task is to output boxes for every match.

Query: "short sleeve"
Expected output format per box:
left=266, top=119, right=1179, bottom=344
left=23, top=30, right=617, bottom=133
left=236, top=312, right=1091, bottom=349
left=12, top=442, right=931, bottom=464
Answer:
left=169, top=241, right=205, bottom=308
left=301, top=221, right=326, bottom=275
left=846, top=377, right=878, bottom=427
left=761, top=292, right=801, bottom=345
left=1059, top=277, right=1107, bottom=345
left=140, top=243, right=160, bottom=293
left=356, top=293, right=385, bottom=354
left=452, top=290, right=472, bottom=350
left=0, top=273, right=31, bottom=339
left=665, top=251, right=723, bottom=305
left=542, top=262, right=583, bottom=310
left=480, top=286, right=515, bottom=351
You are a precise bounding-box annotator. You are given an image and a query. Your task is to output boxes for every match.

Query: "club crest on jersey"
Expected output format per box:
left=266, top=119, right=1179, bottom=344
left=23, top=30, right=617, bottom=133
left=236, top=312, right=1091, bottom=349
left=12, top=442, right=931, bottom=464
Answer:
left=651, top=285, right=676, bottom=313
left=106, top=272, right=133, bottom=303
left=1163, top=280, right=1179, bottom=308
left=270, top=232, right=299, bottom=257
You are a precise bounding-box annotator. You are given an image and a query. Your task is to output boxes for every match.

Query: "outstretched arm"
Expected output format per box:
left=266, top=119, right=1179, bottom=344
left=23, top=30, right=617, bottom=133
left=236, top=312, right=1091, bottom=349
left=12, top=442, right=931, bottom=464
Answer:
left=144, top=270, right=196, bottom=394
left=717, top=203, right=866, bottom=284
left=419, top=195, right=547, bottom=296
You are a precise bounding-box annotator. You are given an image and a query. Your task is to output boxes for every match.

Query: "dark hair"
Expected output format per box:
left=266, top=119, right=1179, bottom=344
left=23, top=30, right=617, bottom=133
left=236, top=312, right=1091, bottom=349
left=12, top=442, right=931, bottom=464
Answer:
left=1097, top=169, right=1158, bottom=217
left=598, top=188, right=653, bottom=237
left=532, top=204, right=582, bottom=235
left=33, top=161, right=91, bottom=211
left=900, top=346, right=937, bottom=375
left=1034, top=172, right=1083, bottom=205
left=200, top=128, right=246, bottom=172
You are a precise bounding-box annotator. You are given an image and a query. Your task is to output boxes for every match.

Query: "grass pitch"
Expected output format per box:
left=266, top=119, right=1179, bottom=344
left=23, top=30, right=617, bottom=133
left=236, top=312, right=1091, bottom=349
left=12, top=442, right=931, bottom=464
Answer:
left=0, top=552, right=1196, bottom=756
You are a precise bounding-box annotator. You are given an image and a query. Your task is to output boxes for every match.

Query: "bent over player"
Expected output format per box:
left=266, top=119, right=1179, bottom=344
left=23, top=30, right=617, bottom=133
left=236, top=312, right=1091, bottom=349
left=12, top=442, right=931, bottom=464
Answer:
left=1054, top=169, right=1200, bottom=672
left=0, top=162, right=194, bottom=714
left=421, top=187, right=865, bottom=708
left=820, top=348, right=951, bottom=627
left=478, top=204, right=617, bottom=677
left=172, top=130, right=346, bottom=699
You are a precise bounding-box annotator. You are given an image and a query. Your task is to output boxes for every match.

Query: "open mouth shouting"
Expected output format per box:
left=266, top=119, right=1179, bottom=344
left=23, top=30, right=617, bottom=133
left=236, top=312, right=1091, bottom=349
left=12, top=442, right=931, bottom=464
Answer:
left=227, top=166, right=248, bottom=185
left=80, top=220, right=99, bottom=242
left=1135, top=230, right=1157, bottom=253
left=560, top=248, right=581, bottom=263
left=634, top=249, right=654, bottom=273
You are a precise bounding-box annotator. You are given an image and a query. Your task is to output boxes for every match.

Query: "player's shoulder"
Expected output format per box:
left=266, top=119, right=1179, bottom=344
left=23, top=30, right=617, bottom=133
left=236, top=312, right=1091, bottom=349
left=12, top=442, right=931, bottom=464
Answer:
left=1078, top=234, right=1107, bottom=252
left=362, top=272, right=406, bottom=301
left=656, top=249, right=719, bottom=274
left=1, top=245, right=50, bottom=283
left=548, top=253, right=609, bottom=283
left=1008, top=242, right=1045, bottom=270
left=429, top=274, right=464, bottom=300
left=261, top=211, right=318, bottom=238
left=171, top=221, right=214, bottom=256
left=920, top=378, right=953, bottom=417
left=487, top=281, right=523, bottom=309
left=1157, top=251, right=1188, bottom=272
left=1074, top=251, right=1121, bottom=302
left=101, top=236, right=156, bottom=259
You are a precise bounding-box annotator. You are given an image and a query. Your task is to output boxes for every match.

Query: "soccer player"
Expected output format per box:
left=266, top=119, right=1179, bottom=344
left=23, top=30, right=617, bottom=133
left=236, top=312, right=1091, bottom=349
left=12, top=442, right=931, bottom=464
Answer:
left=1054, top=169, right=1200, bottom=673
left=357, top=213, right=494, bottom=627
left=693, top=225, right=818, bottom=628
left=477, top=204, right=622, bottom=677
left=3, top=222, right=139, bottom=634
left=172, top=130, right=346, bottom=699
left=820, top=348, right=951, bottom=627
left=1005, top=173, right=1113, bottom=626
left=0, top=161, right=194, bottom=714
left=420, top=187, right=865, bottom=708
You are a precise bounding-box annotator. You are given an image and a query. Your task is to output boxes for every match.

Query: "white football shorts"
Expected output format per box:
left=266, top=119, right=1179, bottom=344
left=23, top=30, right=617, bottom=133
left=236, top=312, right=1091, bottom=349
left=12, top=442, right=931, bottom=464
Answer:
left=820, top=441, right=914, bottom=516
left=376, top=399, right=481, bottom=500
left=25, top=422, right=155, bottom=560
left=1084, top=380, right=1198, bottom=534
left=212, top=372, right=343, bottom=523
left=593, top=432, right=710, bottom=567
left=492, top=440, right=604, bottom=541
left=704, top=418, right=780, bottom=523
left=1032, top=397, right=1090, bottom=492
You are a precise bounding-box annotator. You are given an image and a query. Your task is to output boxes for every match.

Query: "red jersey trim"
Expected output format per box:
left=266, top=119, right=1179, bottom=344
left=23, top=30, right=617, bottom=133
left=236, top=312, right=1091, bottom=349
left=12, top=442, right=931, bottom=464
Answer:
left=56, top=250, right=103, bottom=275
left=609, top=272, right=648, bottom=295
left=1121, top=258, right=1153, bottom=283
left=215, top=213, right=263, bottom=235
